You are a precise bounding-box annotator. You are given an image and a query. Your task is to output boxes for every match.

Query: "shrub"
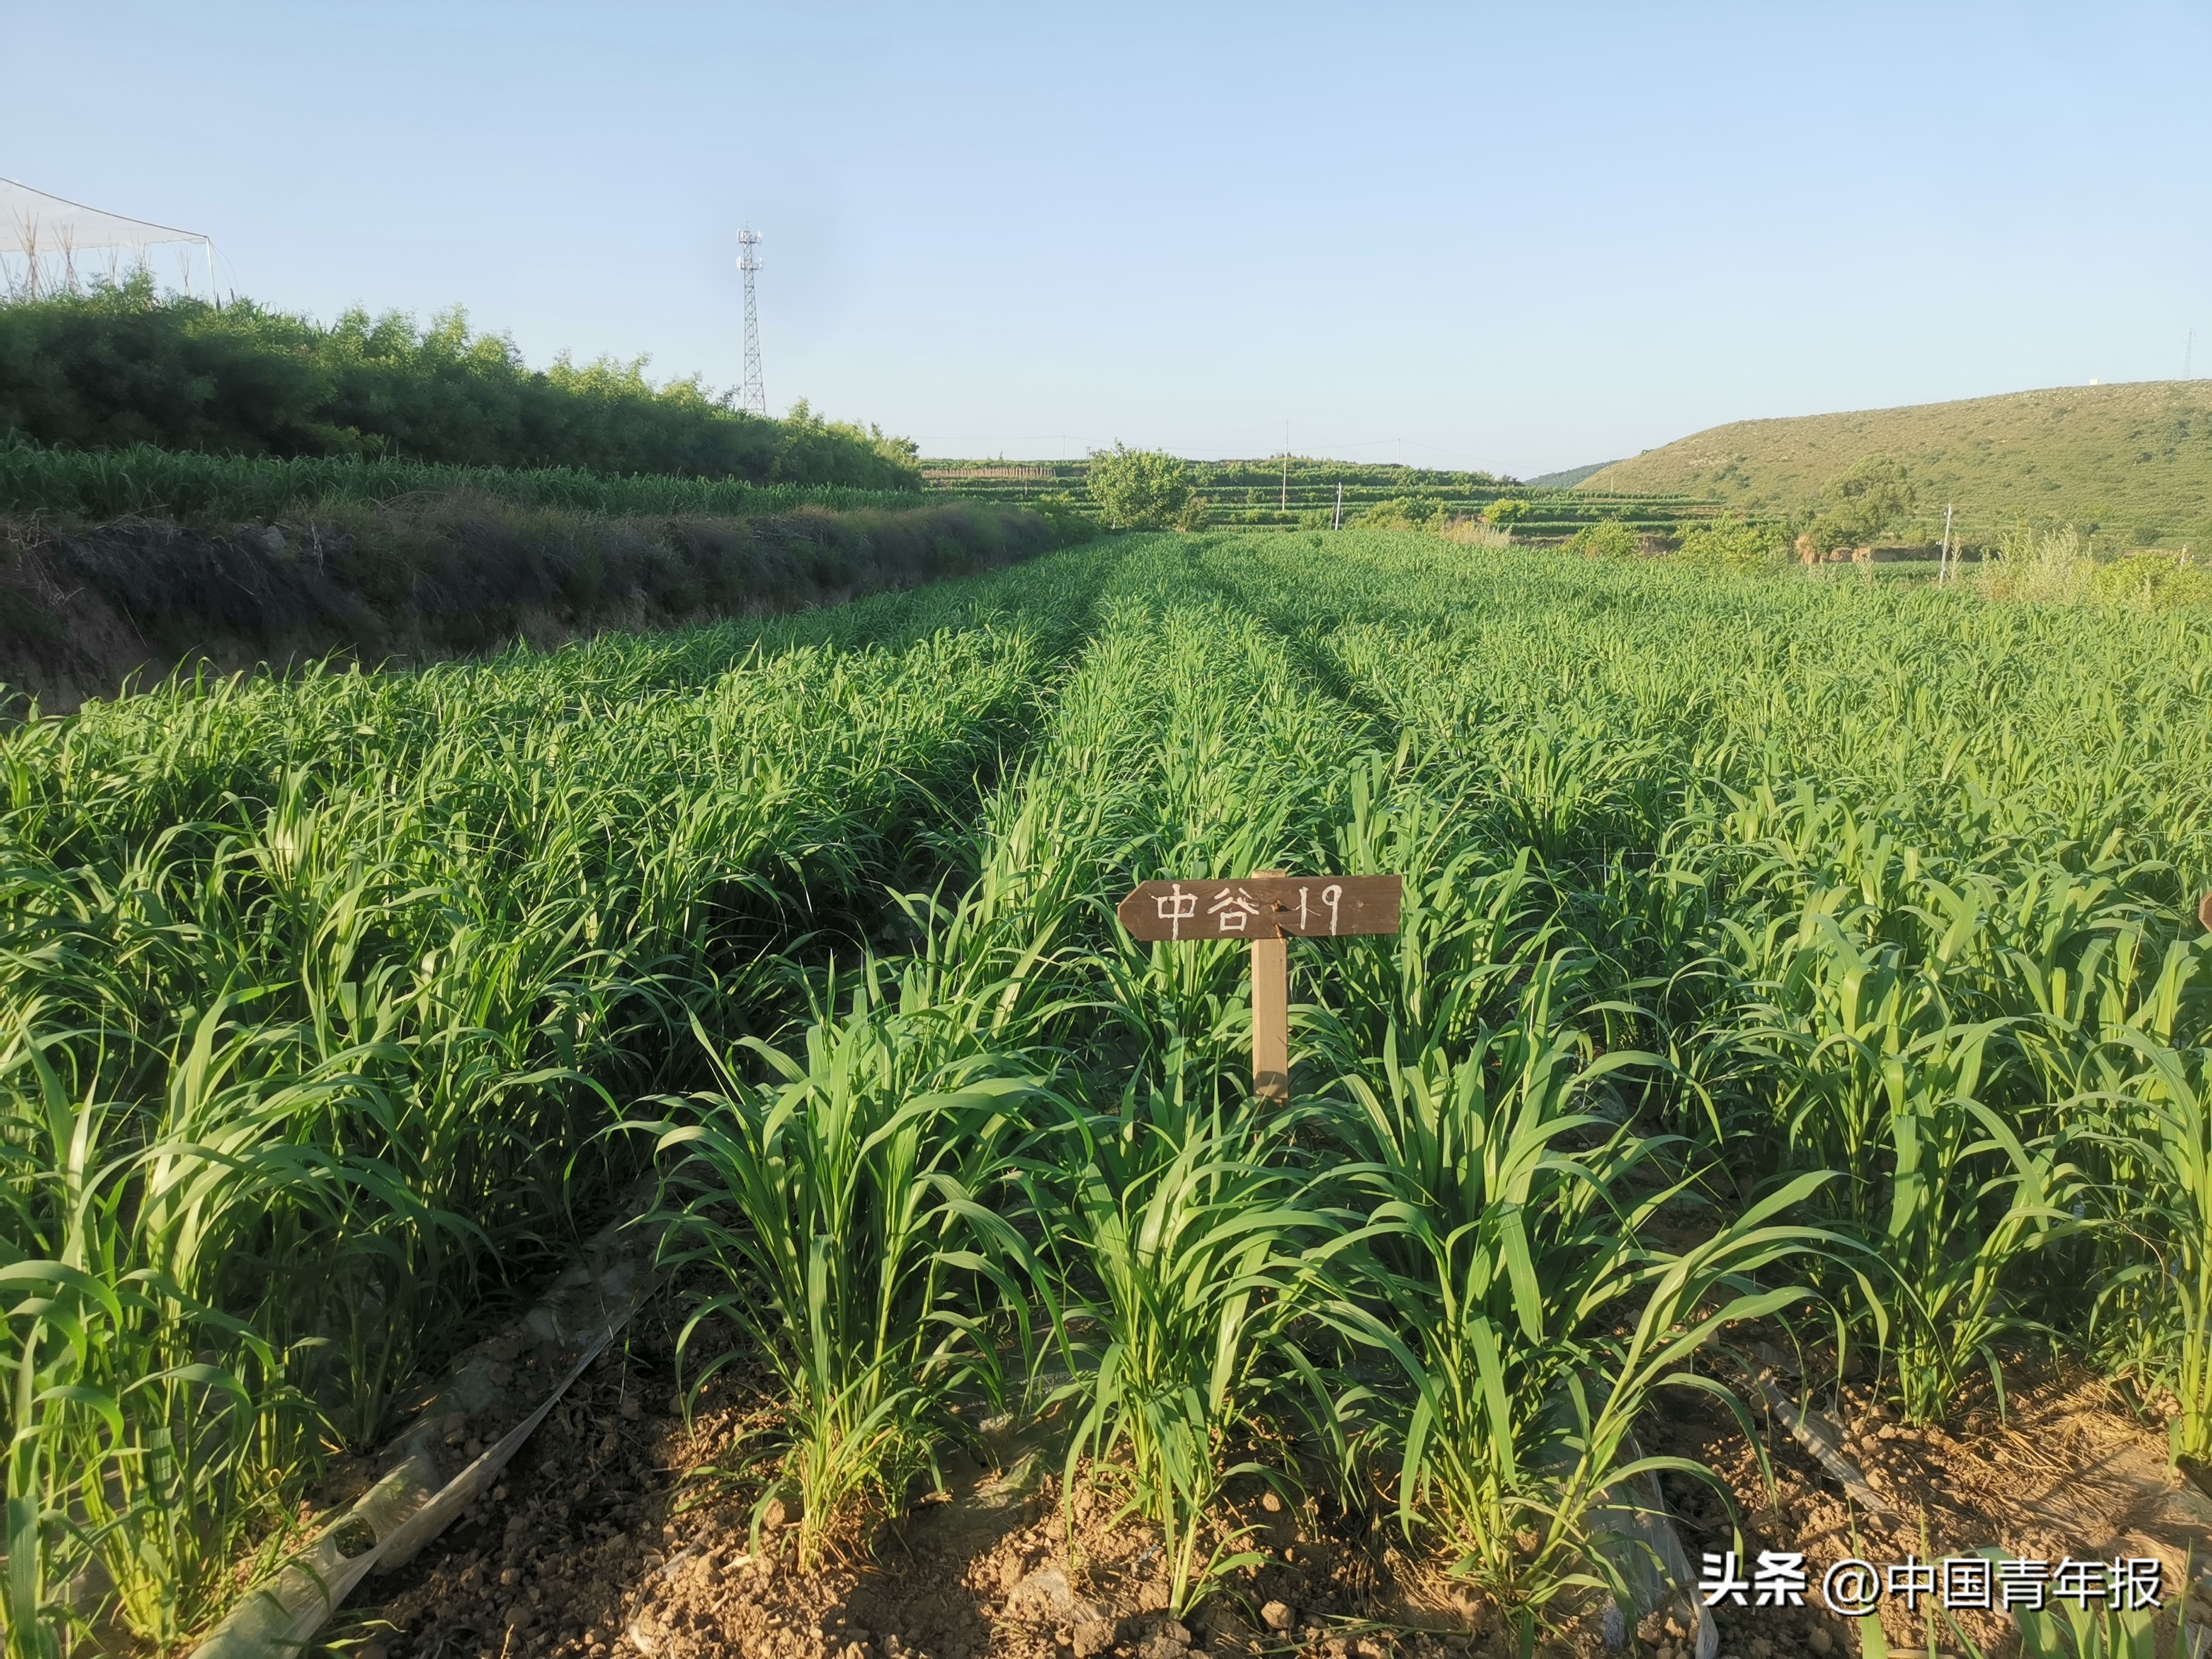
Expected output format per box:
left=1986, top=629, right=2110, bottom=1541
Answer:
left=1026, top=491, right=1101, bottom=546
left=1441, top=518, right=1513, bottom=548
left=1974, top=525, right=2093, bottom=604
left=1353, top=494, right=1449, bottom=531
left=1085, top=444, right=1193, bottom=530
left=1968, top=525, right=2212, bottom=608
left=0, top=278, right=922, bottom=489
left=1562, top=519, right=1642, bottom=559
left=2085, top=547, right=2212, bottom=606
left=1675, top=512, right=1784, bottom=572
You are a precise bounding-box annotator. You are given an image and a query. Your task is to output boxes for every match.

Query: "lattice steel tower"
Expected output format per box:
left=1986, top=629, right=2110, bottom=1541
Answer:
left=734, top=226, right=766, bottom=416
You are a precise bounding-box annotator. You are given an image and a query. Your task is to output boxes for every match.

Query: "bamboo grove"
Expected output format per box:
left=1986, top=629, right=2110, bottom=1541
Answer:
left=4, top=532, right=2209, bottom=1655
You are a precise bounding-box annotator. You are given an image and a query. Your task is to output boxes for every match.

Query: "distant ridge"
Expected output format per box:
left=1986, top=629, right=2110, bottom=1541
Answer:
left=1581, top=381, right=2212, bottom=545
left=1526, top=461, right=1618, bottom=489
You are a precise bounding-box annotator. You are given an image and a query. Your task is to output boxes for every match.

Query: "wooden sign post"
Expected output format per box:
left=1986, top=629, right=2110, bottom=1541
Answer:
left=1115, top=870, right=1403, bottom=1102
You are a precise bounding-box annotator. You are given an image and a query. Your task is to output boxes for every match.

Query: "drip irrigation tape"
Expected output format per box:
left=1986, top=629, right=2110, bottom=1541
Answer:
left=1732, top=1345, right=1900, bottom=1522
left=189, top=1195, right=666, bottom=1659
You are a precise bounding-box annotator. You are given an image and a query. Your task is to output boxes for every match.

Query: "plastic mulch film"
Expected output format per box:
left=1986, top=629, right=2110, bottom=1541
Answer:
left=1589, top=1441, right=1719, bottom=1659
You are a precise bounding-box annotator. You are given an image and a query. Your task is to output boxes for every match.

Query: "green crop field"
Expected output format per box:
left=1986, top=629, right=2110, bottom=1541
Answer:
left=7, top=531, right=2211, bottom=1657
left=1583, top=380, right=2212, bottom=549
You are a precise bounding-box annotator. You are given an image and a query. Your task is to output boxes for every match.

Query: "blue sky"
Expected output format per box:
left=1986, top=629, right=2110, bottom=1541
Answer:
left=7, top=2, right=2208, bottom=477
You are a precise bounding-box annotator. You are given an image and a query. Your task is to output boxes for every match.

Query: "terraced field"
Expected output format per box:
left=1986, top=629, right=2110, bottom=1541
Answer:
left=8, top=532, right=2211, bottom=1659
left=918, top=461, right=1719, bottom=538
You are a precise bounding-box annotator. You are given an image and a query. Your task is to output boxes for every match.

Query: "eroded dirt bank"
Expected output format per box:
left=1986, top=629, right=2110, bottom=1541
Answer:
left=0, top=497, right=1070, bottom=709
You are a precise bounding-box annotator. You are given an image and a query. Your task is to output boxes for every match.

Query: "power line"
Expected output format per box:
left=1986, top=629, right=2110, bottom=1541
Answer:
left=734, top=227, right=766, bottom=417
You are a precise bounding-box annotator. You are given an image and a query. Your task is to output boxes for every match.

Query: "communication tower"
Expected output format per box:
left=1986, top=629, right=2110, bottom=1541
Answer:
left=734, top=227, right=766, bottom=417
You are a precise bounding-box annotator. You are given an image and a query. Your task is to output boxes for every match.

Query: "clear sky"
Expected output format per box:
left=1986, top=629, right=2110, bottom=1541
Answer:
left=7, top=2, right=2208, bottom=477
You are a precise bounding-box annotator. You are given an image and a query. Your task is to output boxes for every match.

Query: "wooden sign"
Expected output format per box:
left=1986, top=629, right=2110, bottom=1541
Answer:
left=1115, top=871, right=1403, bottom=1104
left=1114, top=874, right=1402, bottom=942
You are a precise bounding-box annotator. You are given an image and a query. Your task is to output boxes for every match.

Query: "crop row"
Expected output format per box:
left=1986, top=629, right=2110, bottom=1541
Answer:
left=0, top=438, right=924, bottom=526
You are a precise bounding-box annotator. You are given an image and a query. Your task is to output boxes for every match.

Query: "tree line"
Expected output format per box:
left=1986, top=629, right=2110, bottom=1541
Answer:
left=0, top=276, right=923, bottom=491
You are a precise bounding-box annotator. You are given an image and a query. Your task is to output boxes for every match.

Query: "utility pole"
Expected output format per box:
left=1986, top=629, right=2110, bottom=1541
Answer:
left=1281, top=420, right=1289, bottom=510
left=1939, top=503, right=1954, bottom=584
left=1333, top=481, right=1342, bottom=531
left=734, top=227, right=766, bottom=417
left=2188, top=329, right=2196, bottom=380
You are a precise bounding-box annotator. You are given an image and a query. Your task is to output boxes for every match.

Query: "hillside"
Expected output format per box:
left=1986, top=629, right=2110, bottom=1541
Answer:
left=1526, top=461, right=1618, bottom=488
left=1583, top=380, right=2212, bottom=546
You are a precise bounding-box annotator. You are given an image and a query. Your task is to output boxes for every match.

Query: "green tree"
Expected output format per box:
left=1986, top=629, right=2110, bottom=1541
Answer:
left=1482, top=497, right=1530, bottom=529
left=1805, top=455, right=1915, bottom=551
left=1086, top=443, right=1193, bottom=529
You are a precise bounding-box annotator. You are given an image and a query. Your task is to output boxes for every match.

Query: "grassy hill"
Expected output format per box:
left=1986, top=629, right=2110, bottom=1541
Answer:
left=1582, top=380, right=2212, bottom=548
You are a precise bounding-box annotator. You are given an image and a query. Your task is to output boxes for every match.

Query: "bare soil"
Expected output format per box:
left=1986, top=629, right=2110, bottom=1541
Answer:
left=336, top=1307, right=2212, bottom=1659
left=1645, top=1359, right=2212, bottom=1659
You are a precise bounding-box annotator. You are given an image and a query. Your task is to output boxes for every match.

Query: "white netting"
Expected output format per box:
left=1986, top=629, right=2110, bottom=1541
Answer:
left=1, top=175, right=215, bottom=300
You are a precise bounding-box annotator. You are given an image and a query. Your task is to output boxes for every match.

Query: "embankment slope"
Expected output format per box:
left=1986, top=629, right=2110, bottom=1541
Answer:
left=0, top=497, right=1079, bottom=709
